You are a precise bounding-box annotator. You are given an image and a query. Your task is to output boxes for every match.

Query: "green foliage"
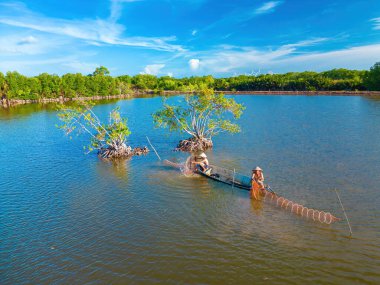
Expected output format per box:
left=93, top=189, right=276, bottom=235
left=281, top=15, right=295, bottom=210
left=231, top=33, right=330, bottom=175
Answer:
left=220, top=70, right=367, bottom=91
left=1, top=64, right=379, bottom=100
left=131, top=74, right=158, bottom=90
left=57, top=102, right=131, bottom=153
left=92, top=66, right=110, bottom=76
left=0, top=72, right=7, bottom=98
left=37, top=73, right=61, bottom=98
left=364, top=62, right=380, bottom=91
left=153, top=88, right=244, bottom=140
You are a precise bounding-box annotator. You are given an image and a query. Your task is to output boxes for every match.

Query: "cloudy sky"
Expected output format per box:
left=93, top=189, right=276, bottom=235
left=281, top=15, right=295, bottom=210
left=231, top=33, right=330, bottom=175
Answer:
left=0, top=0, right=379, bottom=77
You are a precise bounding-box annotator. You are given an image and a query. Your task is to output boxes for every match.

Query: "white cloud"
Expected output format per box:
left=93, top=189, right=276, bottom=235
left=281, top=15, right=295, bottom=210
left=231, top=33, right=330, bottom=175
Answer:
left=372, top=17, right=380, bottom=30
left=196, top=41, right=380, bottom=74
left=18, top=36, right=38, bottom=45
left=0, top=34, right=58, bottom=55
left=141, top=64, right=165, bottom=75
left=0, top=56, right=98, bottom=75
left=62, top=61, right=99, bottom=74
left=110, top=0, right=141, bottom=22
left=167, top=72, right=173, bottom=77
left=203, top=1, right=284, bottom=32
left=282, top=38, right=329, bottom=48
left=273, top=44, right=380, bottom=71
left=189, top=59, right=200, bottom=70
left=191, top=29, right=197, bottom=36
left=254, top=1, right=283, bottom=15
left=0, top=2, right=184, bottom=52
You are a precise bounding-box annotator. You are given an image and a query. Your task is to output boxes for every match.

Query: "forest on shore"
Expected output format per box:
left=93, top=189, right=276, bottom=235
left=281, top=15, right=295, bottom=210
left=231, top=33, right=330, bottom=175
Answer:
left=1, top=63, right=379, bottom=100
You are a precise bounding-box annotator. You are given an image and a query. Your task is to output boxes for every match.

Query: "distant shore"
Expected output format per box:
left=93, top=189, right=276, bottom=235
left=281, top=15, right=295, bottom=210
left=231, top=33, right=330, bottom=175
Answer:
left=2, top=90, right=380, bottom=108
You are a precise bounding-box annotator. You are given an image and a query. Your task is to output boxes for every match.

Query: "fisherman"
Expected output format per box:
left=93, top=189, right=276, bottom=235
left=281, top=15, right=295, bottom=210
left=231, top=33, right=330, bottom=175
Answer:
left=191, top=152, right=209, bottom=172
left=251, top=166, right=265, bottom=189
left=250, top=166, right=265, bottom=200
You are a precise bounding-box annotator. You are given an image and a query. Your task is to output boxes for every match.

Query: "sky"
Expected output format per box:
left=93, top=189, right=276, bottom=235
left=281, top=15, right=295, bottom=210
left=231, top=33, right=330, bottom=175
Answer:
left=0, top=0, right=379, bottom=77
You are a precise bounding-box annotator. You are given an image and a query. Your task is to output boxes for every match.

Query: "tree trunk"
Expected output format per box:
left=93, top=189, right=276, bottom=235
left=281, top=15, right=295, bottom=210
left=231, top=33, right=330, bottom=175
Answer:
left=175, top=136, right=213, bottom=152
left=98, top=144, right=149, bottom=159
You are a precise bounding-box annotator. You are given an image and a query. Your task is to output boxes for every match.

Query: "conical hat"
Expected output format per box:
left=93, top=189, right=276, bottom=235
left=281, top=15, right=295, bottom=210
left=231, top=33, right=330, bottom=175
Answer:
left=198, top=152, right=207, bottom=158
left=253, top=166, right=262, bottom=171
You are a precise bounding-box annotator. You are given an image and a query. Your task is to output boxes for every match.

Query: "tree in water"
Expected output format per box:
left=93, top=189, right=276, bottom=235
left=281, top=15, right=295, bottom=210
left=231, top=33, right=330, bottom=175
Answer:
left=153, top=88, right=244, bottom=152
left=57, top=101, right=148, bottom=158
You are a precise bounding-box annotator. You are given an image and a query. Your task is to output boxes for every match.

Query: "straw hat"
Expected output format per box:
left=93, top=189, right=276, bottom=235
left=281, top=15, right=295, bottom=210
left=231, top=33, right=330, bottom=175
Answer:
left=252, top=166, right=262, bottom=171
left=199, top=152, right=207, bottom=158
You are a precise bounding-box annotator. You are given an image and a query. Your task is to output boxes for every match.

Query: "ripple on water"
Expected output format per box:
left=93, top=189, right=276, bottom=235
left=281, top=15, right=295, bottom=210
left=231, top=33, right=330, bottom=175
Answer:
left=1, top=96, right=380, bottom=284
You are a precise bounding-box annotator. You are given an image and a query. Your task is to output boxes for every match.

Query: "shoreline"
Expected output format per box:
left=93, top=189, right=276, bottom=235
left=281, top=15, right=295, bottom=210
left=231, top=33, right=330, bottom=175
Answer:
left=2, top=90, right=380, bottom=108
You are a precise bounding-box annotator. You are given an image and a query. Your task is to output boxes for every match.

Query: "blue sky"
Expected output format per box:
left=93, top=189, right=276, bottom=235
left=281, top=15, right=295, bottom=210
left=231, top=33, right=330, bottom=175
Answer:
left=0, top=0, right=379, bottom=77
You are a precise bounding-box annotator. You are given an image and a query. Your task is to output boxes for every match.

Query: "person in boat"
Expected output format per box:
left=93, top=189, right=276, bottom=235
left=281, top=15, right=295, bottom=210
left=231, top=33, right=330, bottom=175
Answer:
left=191, top=152, right=209, bottom=172
left=250, top=166, right=265, bottom=200
left=251, top=166, right=265, bottom=189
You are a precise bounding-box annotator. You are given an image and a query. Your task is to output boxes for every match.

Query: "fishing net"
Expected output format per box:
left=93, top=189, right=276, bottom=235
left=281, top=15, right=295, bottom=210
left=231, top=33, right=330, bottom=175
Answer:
left=258, top=187, right=340, bottom=224
left=163, top=160, right=340, bottom=224
left=207, top=165, right=340, bottom=224
left=163, top=158, right=194, bottom=176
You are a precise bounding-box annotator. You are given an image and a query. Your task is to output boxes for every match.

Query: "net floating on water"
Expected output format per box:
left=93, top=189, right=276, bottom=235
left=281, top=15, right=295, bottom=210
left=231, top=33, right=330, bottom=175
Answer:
left=163, top=160, right=341, bottom=224
left=259, top=189, right=340, bottom=224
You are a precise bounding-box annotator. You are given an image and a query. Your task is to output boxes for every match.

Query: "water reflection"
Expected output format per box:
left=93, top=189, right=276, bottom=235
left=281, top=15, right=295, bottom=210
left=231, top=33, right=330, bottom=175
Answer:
left=0, top=103, right=57, bottom=120
left=96, top=157, right=130, bottom=181
left=0, top=95, right=163, bottom=121
left=250, top=198, right=264, bottom=214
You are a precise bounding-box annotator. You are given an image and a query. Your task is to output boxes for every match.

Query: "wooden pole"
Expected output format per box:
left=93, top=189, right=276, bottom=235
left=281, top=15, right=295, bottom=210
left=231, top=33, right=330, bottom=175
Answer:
left=146, top=136, right=161, bottom=161
left=232, top=168, right=235, bottom=188
left=334, top=188, right=353, bottom=237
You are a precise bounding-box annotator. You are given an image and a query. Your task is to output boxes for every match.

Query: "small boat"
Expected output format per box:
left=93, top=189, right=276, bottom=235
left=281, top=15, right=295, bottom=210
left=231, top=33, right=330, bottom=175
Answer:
left=197, top=164, right=252, bottom=190
left=163, top=159, right=340, bottom=224
left=163, top=159, right=252, bottom=189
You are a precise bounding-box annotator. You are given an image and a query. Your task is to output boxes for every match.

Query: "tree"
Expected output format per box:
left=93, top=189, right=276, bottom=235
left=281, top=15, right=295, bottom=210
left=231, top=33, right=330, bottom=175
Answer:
left=0, top=72, right=7, bottom=98
left=57, top=102, right=134, bottom=158
left=364, top=62, right=380, bottom=91
left=131, top=74, right=158, bottom=90
left=92, top=66, right=110, bottom=76
left=37, top=73, right=61, bottom=98
left=153, top=88, right=244, bottom=152
left=0, top=66, right=374, bottom=101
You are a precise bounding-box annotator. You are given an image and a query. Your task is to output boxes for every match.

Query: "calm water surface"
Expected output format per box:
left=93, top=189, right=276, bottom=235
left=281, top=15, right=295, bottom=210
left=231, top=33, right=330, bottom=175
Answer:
left=1, top=95, right=380, bottom=284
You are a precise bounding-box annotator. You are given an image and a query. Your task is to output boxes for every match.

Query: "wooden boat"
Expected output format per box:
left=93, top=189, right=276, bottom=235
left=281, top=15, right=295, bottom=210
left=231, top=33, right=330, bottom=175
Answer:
left=163, top=159, right=252, bottom=190
left=163, top=159, right=340, bottom=224
left=197, top=165, right=251, bottom=190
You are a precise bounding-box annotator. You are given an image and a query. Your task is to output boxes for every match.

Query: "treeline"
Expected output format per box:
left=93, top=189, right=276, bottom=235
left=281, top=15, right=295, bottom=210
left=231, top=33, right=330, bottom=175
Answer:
left=1, top=63, right=379, bottom=100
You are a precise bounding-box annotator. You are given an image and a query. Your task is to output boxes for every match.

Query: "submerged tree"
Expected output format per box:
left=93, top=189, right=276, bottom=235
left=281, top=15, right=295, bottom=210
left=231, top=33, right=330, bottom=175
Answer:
left=57, top=102, right=148, bottom=158
left=153, top=88, right=244, bottom=152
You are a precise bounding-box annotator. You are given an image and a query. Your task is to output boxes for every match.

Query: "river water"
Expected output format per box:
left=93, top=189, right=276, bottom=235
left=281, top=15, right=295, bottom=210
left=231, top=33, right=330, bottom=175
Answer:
left=1, top=95, right=379, bottom=284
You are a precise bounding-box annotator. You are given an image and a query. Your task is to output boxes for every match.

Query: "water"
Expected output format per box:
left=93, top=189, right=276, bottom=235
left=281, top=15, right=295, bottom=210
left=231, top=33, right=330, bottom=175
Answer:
left=1, top=95, right=380, bottom=284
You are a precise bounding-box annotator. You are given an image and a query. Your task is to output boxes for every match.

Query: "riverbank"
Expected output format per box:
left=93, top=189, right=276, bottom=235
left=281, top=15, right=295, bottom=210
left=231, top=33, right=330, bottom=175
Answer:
left=2, top=90, right=380, bottom=108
